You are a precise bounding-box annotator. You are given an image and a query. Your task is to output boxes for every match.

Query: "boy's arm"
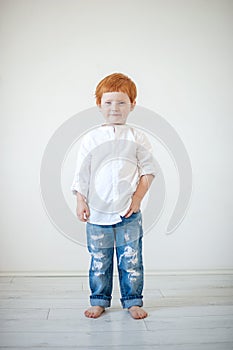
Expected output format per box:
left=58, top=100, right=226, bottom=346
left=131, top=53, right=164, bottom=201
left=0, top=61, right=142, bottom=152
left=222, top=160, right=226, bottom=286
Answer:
left=76, top=192, right=90, bottom=222
left=124, top=174, right=154, bottom=218
left=71, top=133, right=92, bottom=222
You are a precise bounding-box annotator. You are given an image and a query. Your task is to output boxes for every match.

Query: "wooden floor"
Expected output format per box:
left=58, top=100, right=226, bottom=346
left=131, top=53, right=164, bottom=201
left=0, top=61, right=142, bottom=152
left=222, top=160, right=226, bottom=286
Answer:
left=0, top=274, right=233, bottom=349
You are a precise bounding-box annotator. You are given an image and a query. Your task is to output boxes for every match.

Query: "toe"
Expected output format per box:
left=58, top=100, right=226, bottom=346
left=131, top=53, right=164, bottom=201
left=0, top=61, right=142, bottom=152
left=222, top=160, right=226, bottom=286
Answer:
left=128, top=306, right=148, bottom=319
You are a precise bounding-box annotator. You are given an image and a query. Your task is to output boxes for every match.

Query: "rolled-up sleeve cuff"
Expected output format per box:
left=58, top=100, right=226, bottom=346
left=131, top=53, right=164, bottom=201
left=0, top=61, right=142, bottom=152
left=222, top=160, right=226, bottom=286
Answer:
left=71, top=183, right=88, bottom=198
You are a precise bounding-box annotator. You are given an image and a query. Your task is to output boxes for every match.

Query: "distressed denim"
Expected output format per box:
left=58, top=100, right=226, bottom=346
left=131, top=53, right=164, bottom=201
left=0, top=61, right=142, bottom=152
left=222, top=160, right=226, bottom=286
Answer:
left=86, top=211, right=144, bottom=309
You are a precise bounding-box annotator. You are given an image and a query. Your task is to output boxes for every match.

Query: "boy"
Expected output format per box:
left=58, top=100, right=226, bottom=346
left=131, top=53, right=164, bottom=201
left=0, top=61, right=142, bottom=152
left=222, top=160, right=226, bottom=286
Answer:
left=71, top=73, right=156, bottom=319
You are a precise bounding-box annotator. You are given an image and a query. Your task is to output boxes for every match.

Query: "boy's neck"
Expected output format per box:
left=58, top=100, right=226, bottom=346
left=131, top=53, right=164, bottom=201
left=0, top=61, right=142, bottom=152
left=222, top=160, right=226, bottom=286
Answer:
left=102, top=123, right=126, bottom=126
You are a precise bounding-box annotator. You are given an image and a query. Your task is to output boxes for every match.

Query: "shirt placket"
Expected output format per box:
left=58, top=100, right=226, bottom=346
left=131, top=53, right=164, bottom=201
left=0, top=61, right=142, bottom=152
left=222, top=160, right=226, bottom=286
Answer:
left=111, top=126, right=118, bottom=214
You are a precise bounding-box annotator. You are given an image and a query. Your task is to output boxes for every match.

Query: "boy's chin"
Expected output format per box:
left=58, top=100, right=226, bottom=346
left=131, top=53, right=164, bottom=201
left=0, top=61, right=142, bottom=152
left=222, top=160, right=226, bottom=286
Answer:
left=104, top=118, right=127, bottom=125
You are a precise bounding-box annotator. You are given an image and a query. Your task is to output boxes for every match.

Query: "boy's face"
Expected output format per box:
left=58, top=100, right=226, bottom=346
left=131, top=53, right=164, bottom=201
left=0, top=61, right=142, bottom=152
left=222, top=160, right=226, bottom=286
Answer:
left=99, top=92, right=136, bottom=124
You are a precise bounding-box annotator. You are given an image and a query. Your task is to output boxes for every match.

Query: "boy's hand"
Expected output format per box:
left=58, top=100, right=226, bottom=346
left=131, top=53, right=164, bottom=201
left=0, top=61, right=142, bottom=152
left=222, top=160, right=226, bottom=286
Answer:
left=76, top=194, right=90, bottom=222
left=125, top=174, right=154, bottom=218
left=76, top=201, right=90, bottom=222
left=124, top=194, right=141, bottom=218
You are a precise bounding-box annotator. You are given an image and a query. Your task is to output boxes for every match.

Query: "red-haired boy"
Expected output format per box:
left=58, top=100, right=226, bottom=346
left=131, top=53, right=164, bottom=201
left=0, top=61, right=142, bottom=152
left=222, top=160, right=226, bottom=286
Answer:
left=72, top=73, right=156, bottom=319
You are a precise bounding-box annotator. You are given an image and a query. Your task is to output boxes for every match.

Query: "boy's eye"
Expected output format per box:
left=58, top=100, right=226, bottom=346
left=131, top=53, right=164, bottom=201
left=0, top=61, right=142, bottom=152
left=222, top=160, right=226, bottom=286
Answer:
left=102, top=101, right=129, bottom=108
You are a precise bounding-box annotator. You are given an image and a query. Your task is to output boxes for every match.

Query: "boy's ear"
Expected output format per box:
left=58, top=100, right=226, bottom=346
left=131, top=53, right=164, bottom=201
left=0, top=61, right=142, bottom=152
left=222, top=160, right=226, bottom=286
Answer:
left=131, top=100, right=136, bottom=111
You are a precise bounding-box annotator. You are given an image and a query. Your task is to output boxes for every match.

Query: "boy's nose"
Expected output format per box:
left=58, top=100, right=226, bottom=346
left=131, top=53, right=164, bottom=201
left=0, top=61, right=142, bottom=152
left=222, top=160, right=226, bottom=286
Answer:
left=111, top=102, right=119, bottom=110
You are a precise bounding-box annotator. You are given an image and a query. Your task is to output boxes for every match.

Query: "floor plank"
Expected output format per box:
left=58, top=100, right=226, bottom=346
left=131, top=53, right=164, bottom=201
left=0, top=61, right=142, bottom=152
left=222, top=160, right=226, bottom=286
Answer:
left=0, top=274, right=232, bottom=349
left=0, top=345, right=232, bottom=350
left=0, top=329, right=232, bottom=347
left=0, top=308, right=48, bottom=320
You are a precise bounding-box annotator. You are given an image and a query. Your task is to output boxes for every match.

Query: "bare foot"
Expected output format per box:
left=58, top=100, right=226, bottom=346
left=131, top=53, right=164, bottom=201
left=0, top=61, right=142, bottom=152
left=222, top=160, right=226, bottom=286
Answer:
left=84, top=306, right=105, bottom=318
left=128, top=306, right=148, bottom=319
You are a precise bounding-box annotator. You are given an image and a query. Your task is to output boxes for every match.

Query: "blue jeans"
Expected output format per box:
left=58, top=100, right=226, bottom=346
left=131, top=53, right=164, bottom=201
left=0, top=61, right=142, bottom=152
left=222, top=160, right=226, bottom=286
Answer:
left=86, top=211, right=144, bottom=309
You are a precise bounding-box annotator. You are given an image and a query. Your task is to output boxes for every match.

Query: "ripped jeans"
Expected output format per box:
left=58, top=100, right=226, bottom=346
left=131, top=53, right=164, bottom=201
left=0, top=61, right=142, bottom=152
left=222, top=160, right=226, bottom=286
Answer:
left=86, top=211, right=144, bottom=309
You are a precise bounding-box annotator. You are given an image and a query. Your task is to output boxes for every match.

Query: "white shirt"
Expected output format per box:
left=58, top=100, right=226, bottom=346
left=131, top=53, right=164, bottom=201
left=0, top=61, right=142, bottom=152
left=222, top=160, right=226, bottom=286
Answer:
left=71, top=124, right=156, bottom=225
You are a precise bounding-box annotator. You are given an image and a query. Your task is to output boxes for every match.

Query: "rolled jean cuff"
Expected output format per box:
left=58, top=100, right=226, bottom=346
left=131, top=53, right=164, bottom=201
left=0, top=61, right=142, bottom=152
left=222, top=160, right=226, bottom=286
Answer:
left=121, top=296, right=143, bottom=309
left=90, top=295, right=111, bottom=308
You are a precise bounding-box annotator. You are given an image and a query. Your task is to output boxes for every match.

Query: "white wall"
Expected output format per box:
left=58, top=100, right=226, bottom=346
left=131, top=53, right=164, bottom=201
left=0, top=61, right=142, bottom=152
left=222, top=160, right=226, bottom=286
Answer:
left=1, top=0, right=233, bottom=274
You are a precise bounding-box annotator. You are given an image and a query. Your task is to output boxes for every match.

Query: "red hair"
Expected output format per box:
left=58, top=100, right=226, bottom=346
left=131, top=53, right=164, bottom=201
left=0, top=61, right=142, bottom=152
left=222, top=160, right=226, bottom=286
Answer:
left=95, top=73, right=137, bottom=105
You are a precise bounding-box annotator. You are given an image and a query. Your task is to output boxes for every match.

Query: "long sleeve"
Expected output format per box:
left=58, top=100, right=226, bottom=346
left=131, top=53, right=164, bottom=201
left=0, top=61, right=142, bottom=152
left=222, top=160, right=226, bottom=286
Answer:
left=71, top=135, right=91, bottom=198
left=135, top=131, right=156, bottom=177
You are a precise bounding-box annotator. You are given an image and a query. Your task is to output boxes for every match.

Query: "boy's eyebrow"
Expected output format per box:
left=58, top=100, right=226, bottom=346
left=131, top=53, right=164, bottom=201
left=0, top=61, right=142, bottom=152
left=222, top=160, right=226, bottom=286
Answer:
left=104, top=99, right=127, bottom=102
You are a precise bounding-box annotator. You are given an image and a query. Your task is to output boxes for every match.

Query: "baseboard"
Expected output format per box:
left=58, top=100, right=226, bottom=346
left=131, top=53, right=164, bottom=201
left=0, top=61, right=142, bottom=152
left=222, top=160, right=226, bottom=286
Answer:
left=0, top=269, right=233, bottom=277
